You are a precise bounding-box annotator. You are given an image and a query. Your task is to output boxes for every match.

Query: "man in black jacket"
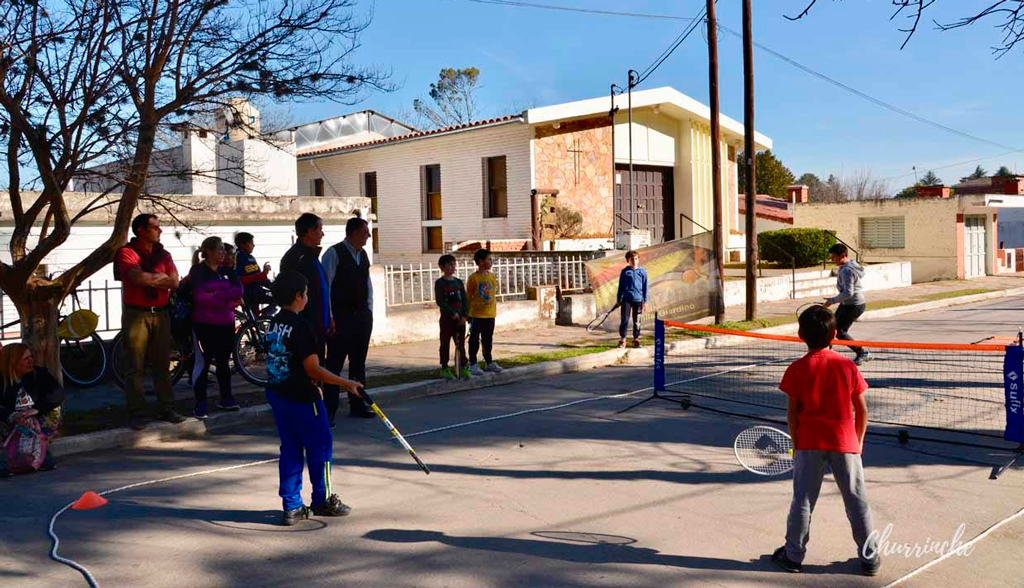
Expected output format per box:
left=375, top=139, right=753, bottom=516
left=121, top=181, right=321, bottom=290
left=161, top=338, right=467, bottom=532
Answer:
left=322, top=217, right=375, bottom=423
left=280, top=214, right=332, bottom=354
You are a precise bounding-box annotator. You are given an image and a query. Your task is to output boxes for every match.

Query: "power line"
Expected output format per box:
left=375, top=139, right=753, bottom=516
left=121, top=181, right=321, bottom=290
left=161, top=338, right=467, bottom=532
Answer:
left=446, top=0, right=1018, bottom=155
left=879, top=148, right=1024, bottom=185
left=715, top=23, right=1020, bottom=153
left=446, top=0, right=693, bottom=21
left=634, top=4, right=707, bottom=86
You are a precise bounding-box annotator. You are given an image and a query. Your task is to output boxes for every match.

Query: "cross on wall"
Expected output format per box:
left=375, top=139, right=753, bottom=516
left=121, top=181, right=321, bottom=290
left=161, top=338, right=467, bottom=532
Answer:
left=567, top=137, right=584, bottom=186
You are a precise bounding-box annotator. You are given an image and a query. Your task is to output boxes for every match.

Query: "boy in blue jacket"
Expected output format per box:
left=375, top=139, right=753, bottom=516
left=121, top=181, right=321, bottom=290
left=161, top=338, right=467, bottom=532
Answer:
left=616, top=250, right=648, bottom=348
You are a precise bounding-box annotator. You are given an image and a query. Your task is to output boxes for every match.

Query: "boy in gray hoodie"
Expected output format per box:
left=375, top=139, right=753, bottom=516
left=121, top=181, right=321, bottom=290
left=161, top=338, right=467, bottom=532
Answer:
left=822, top=243, right=872, bottom=365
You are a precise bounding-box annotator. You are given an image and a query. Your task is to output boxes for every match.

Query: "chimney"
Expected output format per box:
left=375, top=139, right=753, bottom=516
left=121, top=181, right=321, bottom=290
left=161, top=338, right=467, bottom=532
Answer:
left=915, top=185, right=952, bottom=199
left=786, top=184, right=809, bottom=204
left=215, top=98, right=261, bottom=142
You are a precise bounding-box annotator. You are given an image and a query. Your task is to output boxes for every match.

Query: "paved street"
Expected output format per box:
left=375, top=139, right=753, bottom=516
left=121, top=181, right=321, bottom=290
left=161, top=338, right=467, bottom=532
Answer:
left=4, top=296, right=1024, bottom=587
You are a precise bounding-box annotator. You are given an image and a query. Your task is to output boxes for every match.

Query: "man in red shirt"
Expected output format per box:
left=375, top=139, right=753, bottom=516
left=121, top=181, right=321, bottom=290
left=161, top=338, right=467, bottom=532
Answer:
left=771, top=304, right=881, bottom=576
left=116, top=214, right=186, bottom=430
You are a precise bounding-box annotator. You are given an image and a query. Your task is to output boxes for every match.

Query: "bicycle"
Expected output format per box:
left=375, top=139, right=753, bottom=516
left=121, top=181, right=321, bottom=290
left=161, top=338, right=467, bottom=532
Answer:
left=0, top=303, right=108, bottom=388
left=108, top=327, right=189, bottom=391
left=232, top=296, right=276, bottom=387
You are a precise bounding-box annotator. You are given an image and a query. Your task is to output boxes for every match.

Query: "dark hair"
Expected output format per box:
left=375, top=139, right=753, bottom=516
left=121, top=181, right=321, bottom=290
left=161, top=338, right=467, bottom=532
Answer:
left=271, top=270, right=308, bottom=307
left=346, top=216, right=368, bottom=236
left=131, top=213, right=157, bottom=236
left=798, top=305, right=836, bottom=350
left=235, top=232, right=254, bottom=247
left=828, top=243, right=848, bottom=257
left=295, top=213, right=322, bottom=238
left=625, top=250, right=639, bottom=261
left=473, top=248, right=491, bottom=264
left=224, top=243, right=235, bottom=255
left=438, top=254, right=456, bottom=266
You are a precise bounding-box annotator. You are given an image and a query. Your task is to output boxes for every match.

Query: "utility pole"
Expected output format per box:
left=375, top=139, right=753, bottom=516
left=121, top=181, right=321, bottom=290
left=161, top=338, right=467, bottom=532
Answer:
left=743, top=0, right=757, bottom=321
left=627, top=70, right=637, bottom=232
left=707, top=0, right=725, bottom=324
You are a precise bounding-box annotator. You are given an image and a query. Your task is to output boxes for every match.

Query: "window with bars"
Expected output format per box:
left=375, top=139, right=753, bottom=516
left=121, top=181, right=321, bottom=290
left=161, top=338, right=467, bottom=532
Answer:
left=859, top=216, right=905, bottom=248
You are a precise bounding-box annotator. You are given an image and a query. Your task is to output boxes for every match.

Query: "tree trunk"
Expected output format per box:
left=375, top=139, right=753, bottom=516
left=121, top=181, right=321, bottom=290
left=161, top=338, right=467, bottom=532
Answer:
left=18, top=296, right=63, bottom=387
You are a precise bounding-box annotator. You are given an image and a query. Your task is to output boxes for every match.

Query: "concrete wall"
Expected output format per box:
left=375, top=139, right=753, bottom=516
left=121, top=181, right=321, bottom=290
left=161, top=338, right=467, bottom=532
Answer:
left=793, top=196, right=991, bottom=282
left=723, top=262, right=912, bottom=307
left=297, top=122, right=533, bottom=264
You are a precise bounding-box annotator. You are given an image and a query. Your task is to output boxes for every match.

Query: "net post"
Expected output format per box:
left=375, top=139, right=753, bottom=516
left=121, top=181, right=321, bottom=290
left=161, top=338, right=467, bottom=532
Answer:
left=654, top=314, right=665, bottom=393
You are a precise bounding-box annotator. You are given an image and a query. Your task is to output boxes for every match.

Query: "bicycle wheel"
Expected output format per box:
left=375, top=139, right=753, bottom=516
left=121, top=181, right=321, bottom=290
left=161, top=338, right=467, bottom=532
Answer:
left=110, top=331, right=189, bottom=390
left=60, top=332, right=107, bottom=387
left=234, top=318, right=272, bottom=386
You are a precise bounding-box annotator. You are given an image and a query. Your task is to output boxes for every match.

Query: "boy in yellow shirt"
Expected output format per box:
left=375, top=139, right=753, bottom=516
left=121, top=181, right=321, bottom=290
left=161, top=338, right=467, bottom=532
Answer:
left=466, top=249, right=502, bottom=376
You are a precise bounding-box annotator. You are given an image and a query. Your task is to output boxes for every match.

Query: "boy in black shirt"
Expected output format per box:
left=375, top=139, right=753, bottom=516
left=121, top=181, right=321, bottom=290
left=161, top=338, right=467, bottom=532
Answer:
left=235, top=232, right=275, bottom=314
left=434, top=254, right=469, bottom=380
left=265, top=270, right=363, bottom=526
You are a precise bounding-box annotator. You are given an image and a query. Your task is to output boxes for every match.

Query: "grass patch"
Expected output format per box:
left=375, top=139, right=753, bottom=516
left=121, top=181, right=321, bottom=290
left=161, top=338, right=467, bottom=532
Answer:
left=917, top=288, right=993, bottom=302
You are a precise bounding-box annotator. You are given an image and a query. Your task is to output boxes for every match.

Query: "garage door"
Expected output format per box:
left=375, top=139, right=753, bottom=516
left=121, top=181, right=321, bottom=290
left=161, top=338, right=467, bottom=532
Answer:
left=964, top=215, right=986, bottom=278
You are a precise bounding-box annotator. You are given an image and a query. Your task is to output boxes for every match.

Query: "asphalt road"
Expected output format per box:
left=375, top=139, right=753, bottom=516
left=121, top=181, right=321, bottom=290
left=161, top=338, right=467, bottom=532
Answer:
left=3, top=295, right=1024, bottom=588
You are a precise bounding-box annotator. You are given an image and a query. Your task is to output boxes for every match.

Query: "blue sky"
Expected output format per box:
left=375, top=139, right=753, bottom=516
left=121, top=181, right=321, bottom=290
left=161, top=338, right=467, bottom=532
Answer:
left=295, top=0, right=1024, bottom=192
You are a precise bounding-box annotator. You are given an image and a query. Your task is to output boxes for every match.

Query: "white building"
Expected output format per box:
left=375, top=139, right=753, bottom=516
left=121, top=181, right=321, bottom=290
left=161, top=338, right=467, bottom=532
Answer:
left=294, top=87, right=772, bottom=263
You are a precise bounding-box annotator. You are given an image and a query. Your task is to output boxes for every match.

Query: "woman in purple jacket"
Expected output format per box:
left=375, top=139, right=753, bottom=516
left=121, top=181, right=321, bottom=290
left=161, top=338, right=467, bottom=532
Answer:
left=189, top=236, right=244, bottom=418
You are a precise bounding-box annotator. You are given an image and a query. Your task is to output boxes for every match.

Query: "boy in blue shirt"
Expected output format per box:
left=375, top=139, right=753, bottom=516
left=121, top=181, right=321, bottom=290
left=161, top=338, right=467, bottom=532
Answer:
left=235, top=232, right=275, bottom=314
left=616, top=250, right=648, bottom=348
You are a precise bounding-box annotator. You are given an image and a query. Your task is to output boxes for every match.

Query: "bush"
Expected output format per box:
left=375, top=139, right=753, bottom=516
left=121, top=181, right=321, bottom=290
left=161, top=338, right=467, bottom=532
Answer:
left=758, top=228, right=837, bottom=267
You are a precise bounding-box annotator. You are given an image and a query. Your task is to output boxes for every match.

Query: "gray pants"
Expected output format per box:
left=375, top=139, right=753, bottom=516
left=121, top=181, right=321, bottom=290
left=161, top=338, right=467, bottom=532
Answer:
left=785, top=450, right=879, bottom=564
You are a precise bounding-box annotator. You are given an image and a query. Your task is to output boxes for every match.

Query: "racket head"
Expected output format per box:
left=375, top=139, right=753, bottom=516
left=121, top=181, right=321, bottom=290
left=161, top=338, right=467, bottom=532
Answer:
left=734, top=425, right=794, bottom=476
left=795, top=302, right=833, bottom=320
left=586, top=307, right=616, bottom=333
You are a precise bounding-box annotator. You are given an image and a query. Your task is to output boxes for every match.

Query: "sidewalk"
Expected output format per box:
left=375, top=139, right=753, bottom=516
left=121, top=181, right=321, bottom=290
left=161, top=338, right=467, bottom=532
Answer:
left=62, top=274, right=1024, bottom=417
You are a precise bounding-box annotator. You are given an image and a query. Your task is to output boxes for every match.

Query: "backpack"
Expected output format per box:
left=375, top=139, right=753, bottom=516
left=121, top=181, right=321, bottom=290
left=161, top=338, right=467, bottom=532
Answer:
left=4, top=418, right=47, bottom=474
left=170, top=278, right=194, bottom=340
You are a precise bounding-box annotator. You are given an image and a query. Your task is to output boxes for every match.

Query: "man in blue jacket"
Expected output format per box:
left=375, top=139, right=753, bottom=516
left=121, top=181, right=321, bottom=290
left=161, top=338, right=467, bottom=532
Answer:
left=616, top=250, right=648, bottom=349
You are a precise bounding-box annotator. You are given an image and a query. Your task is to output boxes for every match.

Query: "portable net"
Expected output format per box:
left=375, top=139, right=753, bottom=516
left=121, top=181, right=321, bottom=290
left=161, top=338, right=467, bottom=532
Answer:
left=658, top=320, right=1010, bottom=440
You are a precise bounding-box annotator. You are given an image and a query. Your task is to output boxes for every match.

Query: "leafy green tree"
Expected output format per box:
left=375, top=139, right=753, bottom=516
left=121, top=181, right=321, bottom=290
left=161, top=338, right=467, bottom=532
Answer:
left=413, top=67, right=481, bottom=128
left=920, top=171, right=942, bottom=186
left=960, top=165, right=988, bottom=182
left=896, top=184, right=920, bottom=198
left=996, top=166, right=1015, bottom=177
left=738, top=150, right=796, bottom=200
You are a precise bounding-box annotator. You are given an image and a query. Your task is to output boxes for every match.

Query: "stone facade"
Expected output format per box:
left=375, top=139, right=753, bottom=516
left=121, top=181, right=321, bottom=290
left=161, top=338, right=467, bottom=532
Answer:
left=533, top=117, right=613, bottom=236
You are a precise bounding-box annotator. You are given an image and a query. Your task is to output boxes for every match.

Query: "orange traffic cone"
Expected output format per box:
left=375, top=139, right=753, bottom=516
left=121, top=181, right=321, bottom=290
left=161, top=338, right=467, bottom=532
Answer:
left=71, top=491, right=108, bottom=511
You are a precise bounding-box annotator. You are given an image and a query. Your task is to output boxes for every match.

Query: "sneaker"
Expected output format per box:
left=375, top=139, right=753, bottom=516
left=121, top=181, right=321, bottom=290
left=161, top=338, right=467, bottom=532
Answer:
left=861, top=557, right=882, bottom=577
left=854, top=352, right=874, bottom=366
left=439, top=367, right=456, bottom=380
left=348, top=409, right=375, bottom=419
left=771, top=547, right=802, bottom=573
left=157, top=410, right=188, bottom=424
left=468, top=363, right=485, bottom=377
left=194, top=402, right=209, bottom=420
left=329, top=421, right=337, bottom=430
left=0, top=468, right=12, bottom=479
left=282, top=505, right=310, bottom=526
left=311, top=494, right=352, bottom=517
left=632, top=339, right=641, bottom=349
left=129, top=416, right=148, bottom=431
left=486, top=362, right=503, bottom=373
left=617, top=339, right=626, bottom=349
left=216, top=398, right=241, bottom=411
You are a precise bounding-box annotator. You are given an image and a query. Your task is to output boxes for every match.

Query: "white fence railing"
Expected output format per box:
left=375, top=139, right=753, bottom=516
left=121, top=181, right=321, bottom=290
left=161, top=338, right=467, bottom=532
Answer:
left=383, top=252, right=601, bottom=309
left=1, top=281, right=124, bottom=341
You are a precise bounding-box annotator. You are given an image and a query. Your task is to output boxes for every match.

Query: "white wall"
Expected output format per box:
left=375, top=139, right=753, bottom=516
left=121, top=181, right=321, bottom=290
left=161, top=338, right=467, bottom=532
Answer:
left=613, top=109, right=677, bottom=166
left=297, top=122, right=533, bottom=263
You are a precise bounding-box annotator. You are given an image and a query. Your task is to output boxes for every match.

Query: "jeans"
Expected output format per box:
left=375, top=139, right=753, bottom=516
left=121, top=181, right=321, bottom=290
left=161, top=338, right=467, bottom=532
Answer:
left=191, top=323, right=235, bottom=407
left=469, top=317, right=495, bottom=365
left=326, top=310, right=373, bottom=420
left=835, top=303, right=866, bottom=357
left=122, top=307, right=175, bottom=417
left=618, top=301, right=642, bottom=340
left=785, top=450, right=878, bottom=564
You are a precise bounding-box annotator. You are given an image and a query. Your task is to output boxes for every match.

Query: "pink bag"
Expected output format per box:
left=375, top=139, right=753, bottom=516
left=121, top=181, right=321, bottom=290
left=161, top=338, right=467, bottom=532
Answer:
left=4, top=417, right=47, bottom=473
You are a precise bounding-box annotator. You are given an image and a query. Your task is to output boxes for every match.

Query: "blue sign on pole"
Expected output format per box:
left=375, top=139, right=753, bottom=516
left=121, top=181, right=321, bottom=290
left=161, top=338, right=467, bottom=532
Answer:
left=1004, top=345, right=1024, bottom=444
left=654, top=319, right=665, bottom=392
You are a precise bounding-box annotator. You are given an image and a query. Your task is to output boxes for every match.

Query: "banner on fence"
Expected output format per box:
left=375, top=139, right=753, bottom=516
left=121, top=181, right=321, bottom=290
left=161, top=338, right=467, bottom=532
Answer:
left=585, top=231, right=720, bottom=328
left=1005, top=344, right=1024, bottom=444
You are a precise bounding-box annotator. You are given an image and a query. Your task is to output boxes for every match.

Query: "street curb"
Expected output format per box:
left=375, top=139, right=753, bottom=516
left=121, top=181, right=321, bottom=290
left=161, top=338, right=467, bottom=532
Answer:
left=51, top=285, right=1024, bottom=457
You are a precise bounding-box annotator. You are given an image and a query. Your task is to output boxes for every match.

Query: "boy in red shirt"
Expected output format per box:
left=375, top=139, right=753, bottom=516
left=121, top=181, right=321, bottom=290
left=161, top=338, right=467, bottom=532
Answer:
left=771, top=304, right=881, bottom=576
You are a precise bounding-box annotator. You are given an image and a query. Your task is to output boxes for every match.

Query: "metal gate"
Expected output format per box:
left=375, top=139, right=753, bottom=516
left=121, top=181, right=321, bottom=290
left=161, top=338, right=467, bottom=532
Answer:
left=964, top=215, right=986, bottom=278
left=614, top=165, right=674, bottom=244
